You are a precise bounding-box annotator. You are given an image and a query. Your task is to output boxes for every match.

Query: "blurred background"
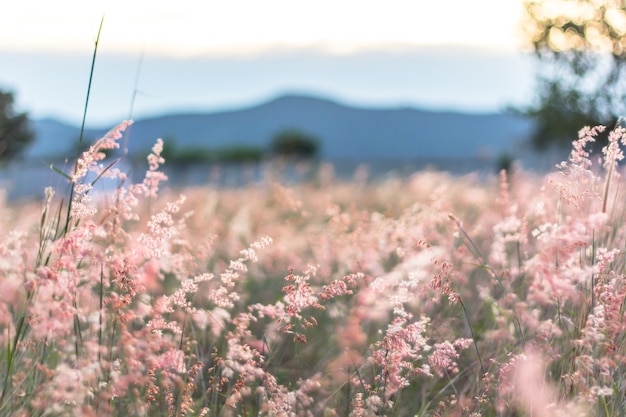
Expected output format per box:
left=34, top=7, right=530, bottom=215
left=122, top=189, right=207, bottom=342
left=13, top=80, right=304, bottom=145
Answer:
left=0, top=0, right=622, bottom=198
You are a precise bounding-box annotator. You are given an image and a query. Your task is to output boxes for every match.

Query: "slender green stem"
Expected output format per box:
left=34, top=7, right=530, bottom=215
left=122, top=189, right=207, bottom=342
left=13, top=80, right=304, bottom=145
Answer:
left=73, top=300, right=83, bottom=359
left=602, top=157, right=614, bottom=215
left=459, top=298, right=485, bottom=377
left=0, top=322, right=13, bottom=408
left=64, top=15, right=104, bottom=236
left=98, top=263, right=104, bottom=363
left=121, top=49, right=144, bottom=165
left=0, top=313, right=28, bottom=407
left=106, top=319, right=117, bottom=386
left=452, top=214, right=526, bottom=344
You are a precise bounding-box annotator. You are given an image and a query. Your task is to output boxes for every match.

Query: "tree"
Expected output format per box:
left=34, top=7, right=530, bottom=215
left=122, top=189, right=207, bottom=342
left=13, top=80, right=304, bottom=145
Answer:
left=270, top=129, right=320, bottom=159
left=523, top=0, right=626, bottom=149
left=0, top=90, right=34, bottom=162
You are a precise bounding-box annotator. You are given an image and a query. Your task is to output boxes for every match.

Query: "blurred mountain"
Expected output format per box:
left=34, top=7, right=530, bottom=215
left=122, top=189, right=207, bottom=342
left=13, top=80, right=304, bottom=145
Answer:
left=27, top=94, right=535, bottom=160
left=26, top=119, right=103, bottom=159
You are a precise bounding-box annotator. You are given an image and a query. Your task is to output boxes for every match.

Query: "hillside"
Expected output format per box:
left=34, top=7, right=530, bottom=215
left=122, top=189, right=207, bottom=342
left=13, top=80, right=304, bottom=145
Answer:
left=27, top=94, right=535, bottom=160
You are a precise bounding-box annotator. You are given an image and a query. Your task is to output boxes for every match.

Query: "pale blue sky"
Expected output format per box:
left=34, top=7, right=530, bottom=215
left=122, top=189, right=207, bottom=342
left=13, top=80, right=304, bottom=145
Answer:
left=0, top=0, right=535, bottom=125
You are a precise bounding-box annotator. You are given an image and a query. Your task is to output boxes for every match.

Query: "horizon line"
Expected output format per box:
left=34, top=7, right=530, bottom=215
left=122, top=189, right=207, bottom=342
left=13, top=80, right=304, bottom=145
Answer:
left=31, top=91, right=523, bottom=128
left=0, top=41, right=531, bottom=60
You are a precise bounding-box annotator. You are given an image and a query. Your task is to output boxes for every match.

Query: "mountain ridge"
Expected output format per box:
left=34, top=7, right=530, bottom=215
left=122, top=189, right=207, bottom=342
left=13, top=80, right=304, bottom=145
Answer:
left=27, top=93, right=536, bottom=160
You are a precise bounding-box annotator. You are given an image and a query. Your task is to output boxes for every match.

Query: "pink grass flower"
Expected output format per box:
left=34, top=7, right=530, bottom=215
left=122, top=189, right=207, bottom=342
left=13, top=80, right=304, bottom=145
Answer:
left=142, top=138, right=168, bottom=197
left=428, top=338, right=472, bottom=377
left=369, top=314, right=431, bottom=394
left=552, top=125, right=605, bottom=209
left=282, top=265, right=323, bottom=320
left=156, top=349, right=186, bottom=373
left=138, top=194, right=186, bottom=256
left=510, top=349, right=589, bottom=417
left=71, top=120, right=132, bottom=184
left=206, top=237, right=272, bottom=308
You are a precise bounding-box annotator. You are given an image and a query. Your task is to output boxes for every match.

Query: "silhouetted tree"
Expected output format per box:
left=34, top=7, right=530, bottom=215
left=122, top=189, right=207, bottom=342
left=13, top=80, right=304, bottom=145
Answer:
left=0, top=90, right=34, bottom=162
left=270, top=129, right=319, bottom=159
left=523, top=0, right=626, bottom=149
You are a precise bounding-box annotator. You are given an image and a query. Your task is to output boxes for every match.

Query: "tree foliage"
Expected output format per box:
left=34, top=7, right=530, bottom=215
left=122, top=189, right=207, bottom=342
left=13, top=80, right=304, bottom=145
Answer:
left=270, top=129, right=320, bottom=159
left=0, top=90, right=34, bottom=162
left=523, top=0, right=626, bottom=149
left=158, top=136, right=263, bottom=164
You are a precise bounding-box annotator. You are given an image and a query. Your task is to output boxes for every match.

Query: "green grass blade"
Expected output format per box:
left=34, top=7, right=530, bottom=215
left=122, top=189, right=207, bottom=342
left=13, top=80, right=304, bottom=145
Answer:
left=46, top=163, right=72, bottom=181
left=64, top=15, right=104, bottom=236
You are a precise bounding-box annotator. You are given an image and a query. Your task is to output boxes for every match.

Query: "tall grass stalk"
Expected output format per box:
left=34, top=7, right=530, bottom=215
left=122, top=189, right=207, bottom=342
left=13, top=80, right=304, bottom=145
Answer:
left=0, top=17, right=105, bottom=414
left=63, top=15, right=104, bottom=236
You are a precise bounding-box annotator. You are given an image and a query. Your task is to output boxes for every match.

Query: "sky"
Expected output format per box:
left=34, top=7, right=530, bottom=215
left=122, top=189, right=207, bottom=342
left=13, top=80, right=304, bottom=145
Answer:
left=0, top=0, right=536, bottom=126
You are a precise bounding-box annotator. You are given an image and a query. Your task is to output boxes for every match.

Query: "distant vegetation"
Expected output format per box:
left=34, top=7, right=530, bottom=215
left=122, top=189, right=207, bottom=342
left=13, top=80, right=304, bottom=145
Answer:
left=269, top=128, right=320, bottom=159
left=0, top=89, right=34, bottom=164
left=155, top=128, right=320, bottom=165
left=522, top=0, right=626, bottom=150
left=158, top=138, right=264, bottom=164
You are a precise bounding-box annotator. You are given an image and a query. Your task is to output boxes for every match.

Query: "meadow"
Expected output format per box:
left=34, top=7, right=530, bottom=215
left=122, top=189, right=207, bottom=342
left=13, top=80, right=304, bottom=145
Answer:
left=1, top=121, right=625, bottom=416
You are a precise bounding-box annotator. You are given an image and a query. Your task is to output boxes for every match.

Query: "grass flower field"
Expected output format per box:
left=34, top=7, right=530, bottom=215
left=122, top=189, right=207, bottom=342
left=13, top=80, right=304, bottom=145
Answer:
left=1, top=121, right=626, bottom=416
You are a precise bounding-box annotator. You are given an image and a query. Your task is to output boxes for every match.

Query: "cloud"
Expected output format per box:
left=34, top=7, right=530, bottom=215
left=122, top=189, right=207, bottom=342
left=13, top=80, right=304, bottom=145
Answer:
left=2, top=0, right=526, bottom=55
